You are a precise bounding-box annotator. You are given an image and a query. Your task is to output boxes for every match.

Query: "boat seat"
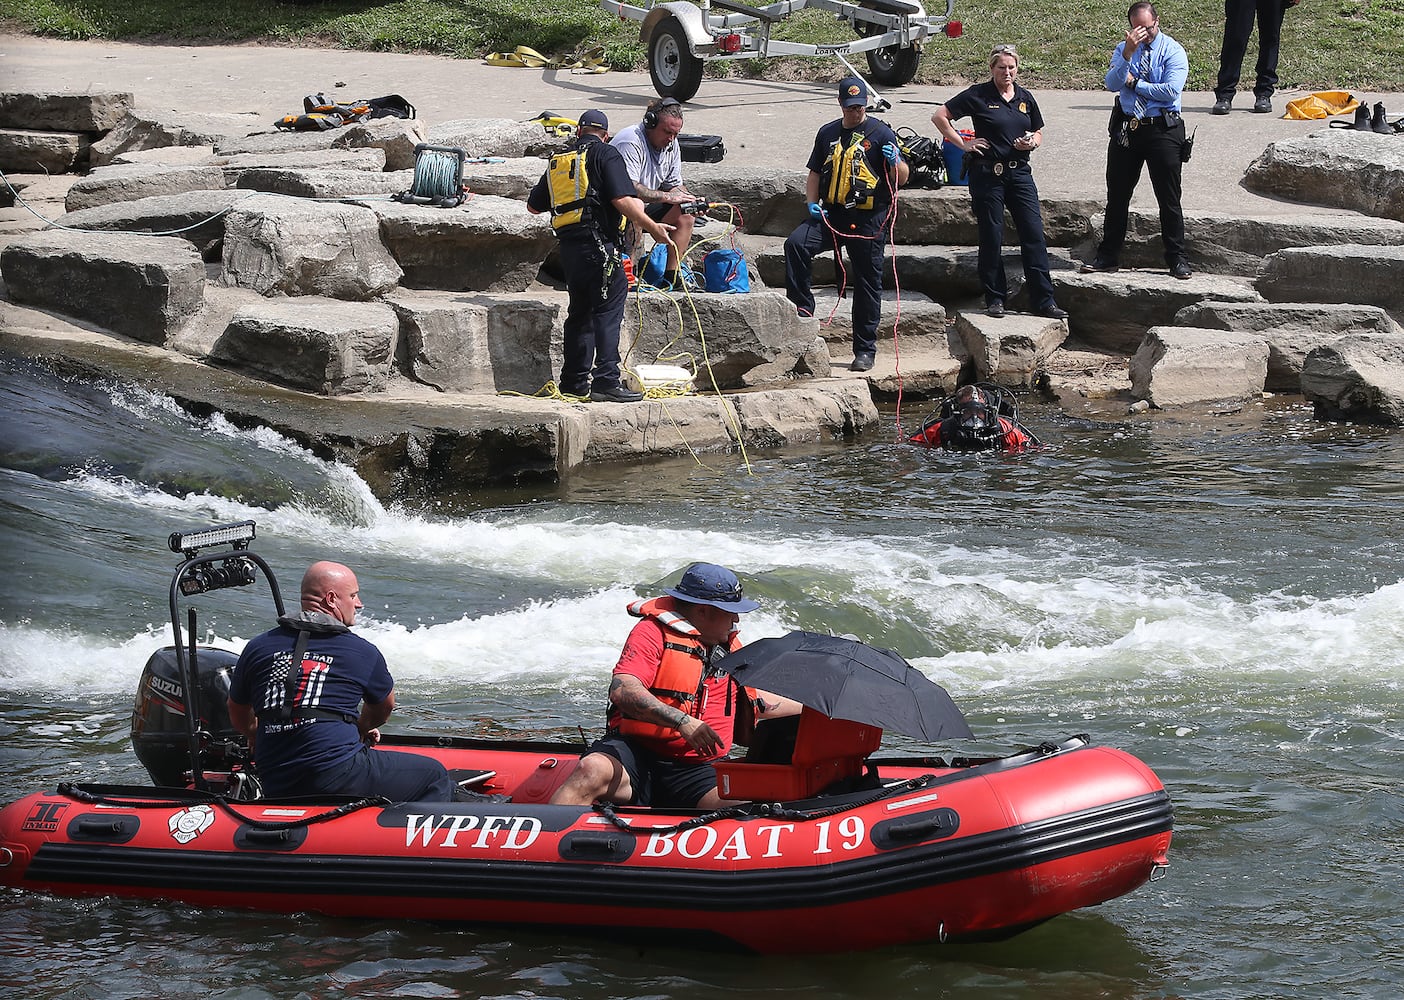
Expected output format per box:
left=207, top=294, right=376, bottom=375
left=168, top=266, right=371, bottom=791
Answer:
left=715, top=706, right=882, bottom=801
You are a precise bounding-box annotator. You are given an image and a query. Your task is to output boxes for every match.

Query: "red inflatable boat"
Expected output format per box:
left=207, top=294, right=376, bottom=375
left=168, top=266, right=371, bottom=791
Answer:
left=0, top=522, right=1172, bottom=953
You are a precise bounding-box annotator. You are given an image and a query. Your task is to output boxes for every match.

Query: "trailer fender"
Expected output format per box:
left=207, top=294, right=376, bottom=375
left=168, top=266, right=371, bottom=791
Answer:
left=640, top=3, right=710, bottom=53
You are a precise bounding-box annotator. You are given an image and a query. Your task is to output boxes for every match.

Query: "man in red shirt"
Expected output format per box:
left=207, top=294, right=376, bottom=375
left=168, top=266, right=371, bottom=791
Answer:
left=550, top=563, right=797, bottom=809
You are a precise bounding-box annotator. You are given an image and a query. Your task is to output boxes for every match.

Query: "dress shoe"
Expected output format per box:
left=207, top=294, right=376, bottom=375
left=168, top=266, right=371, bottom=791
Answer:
left=589, top=384, right=643, bottom=403
left=559, top=383, right=589, bottom=399
left=1211, top=96, right=1232, bottom=115
left=1079, top=258, right=1119, bottom=274
left=985, top=301, right=1005, bottom=318
left=1170, top=260, right=1193, bottom=280
left=1036, top=304, right=1069, bottom=320
left=850, top=353, right=875, bottom=372
left=1372, top=102, right=1390, bottom=134
left=1352, top=104, right=1372, bottom=131
left=1252, top=95, right=1272, bottom=114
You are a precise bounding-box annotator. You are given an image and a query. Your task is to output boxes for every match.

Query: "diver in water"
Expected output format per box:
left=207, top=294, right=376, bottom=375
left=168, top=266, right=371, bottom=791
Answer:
left=909, top=384, right=1040, bottom=452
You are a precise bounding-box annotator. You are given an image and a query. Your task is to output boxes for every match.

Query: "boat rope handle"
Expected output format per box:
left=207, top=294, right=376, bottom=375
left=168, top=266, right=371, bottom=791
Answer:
left=56, top=782, right=389, bottom=831
left=590, top=774, right=936, bottom=835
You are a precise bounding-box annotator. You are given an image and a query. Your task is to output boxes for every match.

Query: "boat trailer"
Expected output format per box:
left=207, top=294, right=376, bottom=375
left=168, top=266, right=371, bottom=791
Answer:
left=601, top=0, right=962, bottom=101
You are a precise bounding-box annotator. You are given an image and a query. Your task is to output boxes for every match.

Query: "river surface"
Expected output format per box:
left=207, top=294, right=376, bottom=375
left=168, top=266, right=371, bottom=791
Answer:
left=1, top=350, right=1401, bottom=999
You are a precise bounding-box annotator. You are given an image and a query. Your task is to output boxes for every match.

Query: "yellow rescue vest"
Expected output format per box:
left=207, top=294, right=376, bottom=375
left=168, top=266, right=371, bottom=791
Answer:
left=821, top=128, right=881, bottom=212
left=546, top=146, right=592, bottom=231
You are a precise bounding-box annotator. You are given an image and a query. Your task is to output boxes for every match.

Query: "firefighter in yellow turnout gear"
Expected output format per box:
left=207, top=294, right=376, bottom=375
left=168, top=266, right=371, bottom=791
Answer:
left=784, top=77, right=909, bottom=373
left=527, top=110, right=672, bottom=402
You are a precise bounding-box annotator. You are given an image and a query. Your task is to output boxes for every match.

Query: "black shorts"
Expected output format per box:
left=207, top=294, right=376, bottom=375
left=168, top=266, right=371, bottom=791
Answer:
left=588, top=734, right=718, bottom=809
left=644, top=201, right=672, bottom=222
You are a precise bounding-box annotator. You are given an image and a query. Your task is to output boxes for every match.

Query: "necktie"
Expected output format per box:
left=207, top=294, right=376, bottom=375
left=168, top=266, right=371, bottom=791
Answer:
left=1132, top=46, right=1150, bottom=119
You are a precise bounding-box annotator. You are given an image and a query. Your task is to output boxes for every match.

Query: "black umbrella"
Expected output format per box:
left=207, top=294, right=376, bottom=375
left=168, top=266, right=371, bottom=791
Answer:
left=714, top=631, right=973, bottom=743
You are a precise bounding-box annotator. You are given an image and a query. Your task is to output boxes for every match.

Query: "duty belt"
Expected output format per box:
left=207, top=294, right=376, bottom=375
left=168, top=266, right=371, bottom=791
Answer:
left=977, top=159, right=1029, bottom=176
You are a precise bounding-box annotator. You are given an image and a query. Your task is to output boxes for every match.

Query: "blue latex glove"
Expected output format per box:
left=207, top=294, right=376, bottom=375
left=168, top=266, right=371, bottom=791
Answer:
left=882, top=142, right=900, bottom=166
left=807, top=202, right=825, bottom=222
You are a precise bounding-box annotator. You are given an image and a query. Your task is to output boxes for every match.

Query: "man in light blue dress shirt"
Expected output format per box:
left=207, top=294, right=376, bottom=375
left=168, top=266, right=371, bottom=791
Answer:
left=1082, top=2, right=1193, bottom=280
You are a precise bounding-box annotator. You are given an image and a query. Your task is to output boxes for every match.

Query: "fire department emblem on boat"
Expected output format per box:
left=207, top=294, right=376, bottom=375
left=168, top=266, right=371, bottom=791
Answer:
left=169, top=804, right=214, bottom=844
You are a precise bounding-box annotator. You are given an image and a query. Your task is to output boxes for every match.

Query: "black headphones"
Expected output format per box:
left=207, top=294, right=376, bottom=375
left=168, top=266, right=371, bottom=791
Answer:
left=643, top=97, right=682, bottom=130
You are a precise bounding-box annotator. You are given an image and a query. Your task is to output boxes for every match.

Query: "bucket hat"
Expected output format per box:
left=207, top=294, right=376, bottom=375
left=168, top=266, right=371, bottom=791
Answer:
left=666, top=562, right=759, bottom=613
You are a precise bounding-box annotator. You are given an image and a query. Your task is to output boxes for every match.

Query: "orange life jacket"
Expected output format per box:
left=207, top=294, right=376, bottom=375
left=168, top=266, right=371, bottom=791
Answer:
left=612, top=596, right=745, bottom=743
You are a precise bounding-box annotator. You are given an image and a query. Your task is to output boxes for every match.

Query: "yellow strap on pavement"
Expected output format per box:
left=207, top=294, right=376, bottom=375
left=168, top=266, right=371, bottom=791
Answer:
left=484, top=44, right=609, bottom=73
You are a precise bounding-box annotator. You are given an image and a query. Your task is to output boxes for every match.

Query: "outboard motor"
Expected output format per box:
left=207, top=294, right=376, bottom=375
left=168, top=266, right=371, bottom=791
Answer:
left=130, top=519, right=287, bottom=797
left=131, top=645, right=245, bottom=788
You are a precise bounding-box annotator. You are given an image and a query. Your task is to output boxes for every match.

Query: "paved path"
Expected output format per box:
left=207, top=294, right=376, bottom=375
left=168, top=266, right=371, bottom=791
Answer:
left=2, top=33, right=1397, bottom=219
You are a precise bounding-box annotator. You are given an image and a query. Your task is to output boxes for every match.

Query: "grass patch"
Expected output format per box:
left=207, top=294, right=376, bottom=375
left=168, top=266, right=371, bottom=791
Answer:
left=1, top=0, right=1399, bottom=91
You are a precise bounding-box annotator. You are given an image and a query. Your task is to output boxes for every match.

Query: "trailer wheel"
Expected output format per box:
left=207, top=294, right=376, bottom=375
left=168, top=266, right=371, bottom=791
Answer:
left=648, top=15, right=704, bottom=102
left=860, top=19, right=922, bottom=87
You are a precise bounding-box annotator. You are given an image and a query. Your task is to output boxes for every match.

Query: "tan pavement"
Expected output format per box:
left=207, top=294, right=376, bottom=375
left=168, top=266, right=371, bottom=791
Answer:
left=1, top=32, right=1397, bottom=220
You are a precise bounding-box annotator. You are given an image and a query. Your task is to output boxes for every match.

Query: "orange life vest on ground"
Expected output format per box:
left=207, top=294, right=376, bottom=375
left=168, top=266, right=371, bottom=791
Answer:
left=612, top=596, right=746, bottom=744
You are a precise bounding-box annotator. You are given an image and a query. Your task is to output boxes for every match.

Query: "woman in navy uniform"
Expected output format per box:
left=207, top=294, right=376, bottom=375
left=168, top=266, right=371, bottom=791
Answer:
left=931, top=45, right=1066, bottom=321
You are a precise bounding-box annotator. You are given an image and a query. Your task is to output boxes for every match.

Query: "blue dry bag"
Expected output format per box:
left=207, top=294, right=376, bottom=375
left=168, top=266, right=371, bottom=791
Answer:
left=702, top=248, right=749, bottom=293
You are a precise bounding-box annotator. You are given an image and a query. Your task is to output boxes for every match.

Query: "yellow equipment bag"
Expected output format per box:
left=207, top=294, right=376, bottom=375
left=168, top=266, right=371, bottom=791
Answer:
left=1283, top=91, right=1359, bottom=121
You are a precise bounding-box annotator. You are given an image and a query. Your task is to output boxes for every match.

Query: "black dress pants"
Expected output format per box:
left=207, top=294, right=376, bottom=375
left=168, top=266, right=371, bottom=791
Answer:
left=968, top=162, right=1056, bottom=310
left=1215, top=0, right=1288, bottom=100
left=1096, top=120, right=1187, bottom=269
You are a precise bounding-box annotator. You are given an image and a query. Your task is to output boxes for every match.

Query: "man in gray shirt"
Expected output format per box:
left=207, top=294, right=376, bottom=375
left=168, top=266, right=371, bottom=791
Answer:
left=610, top=98, right=699, bottom=290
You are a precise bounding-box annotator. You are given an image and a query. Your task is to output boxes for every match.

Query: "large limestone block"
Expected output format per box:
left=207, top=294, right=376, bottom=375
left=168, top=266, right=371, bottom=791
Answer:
left=461, top=157, right=553, bottom=200
left=0, top=229, right=204, bottom=344
left=387, top=289, right=563, bottom=393
left=215, top=130, right=343, bottom=157
left=1129, top=326, right=1269, bottom=407
left=221, top=194, right=402, bottom=300
left=1173, top=301, right=1402, bottom=392
left=1081, top=209, right=1404, bottom=276
left=332, top=118, right=429, bottom=171
left=1056, top=270, right=1262, bottom=353
left=234, top=166, right=412, bottom=199
left=0, top=91, right=133, bottom=132
left=214, top=148, right=386, bottom=185
left=363, top=195, right=553, bottom=292
left=64, top=164, right=227, bottom=212
left=90, top=109, right=264, bottom=167
left=1300, top=332, right=1404, bottom=425
left=427, top=118, right=568, bottom=159
left=57, top=189, right=250, bottom=260
left=1256, top=244, right=1404, bottom=317
left=893, top=187, right=1100, bottom=249
left=954, top=311, right=1069, bottom=387
left=581, top=382, right=879, bottom=461
left=621, top=290, right=828, bottom=388
left=113, top=145, right=217, bottom=167
left=811, top=289, right=948, bottom=345
left=685, top=165, right=808, bottom=238
left=1243, top=130, right=1404, bottom=223
left=755, top=241, right=984, bottom=301
left=0, top=128, right=85, bottom=173
left=211, top=298, right=399, bottom=395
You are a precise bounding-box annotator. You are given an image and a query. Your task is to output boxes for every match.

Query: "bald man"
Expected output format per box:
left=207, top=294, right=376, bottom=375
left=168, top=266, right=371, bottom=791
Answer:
left=228, top=561, right=452, bottom=802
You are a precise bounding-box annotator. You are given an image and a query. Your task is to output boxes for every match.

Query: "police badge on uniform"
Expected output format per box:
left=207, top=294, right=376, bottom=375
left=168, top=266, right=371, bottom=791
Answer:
left=1019, top=102, right=1028, bottom=113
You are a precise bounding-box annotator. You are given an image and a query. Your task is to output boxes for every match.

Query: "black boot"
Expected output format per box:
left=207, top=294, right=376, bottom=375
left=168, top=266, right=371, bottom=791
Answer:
left=1353, top=104, right=1372, bottom=131
left=1371, top=102, right=1390, bottom=134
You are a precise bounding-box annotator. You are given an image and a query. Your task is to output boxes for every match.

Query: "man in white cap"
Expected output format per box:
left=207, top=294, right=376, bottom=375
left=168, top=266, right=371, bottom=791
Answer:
left=550, top=562, right=798, bottom=809
left=784, top=76, right=908, bottom=373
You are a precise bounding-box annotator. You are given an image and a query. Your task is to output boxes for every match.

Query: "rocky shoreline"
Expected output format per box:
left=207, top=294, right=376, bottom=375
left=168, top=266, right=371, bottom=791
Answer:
left=3, top=81, right=1404, bottom=496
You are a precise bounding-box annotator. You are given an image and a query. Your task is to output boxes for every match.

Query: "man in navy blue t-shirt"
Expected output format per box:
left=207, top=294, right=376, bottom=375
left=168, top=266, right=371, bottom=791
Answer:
left=228, top=561, right=452, bottom=801
left=784, top=76, right=909, bottom=374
